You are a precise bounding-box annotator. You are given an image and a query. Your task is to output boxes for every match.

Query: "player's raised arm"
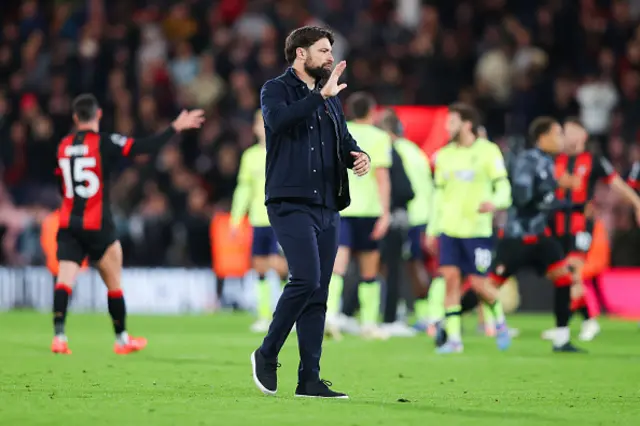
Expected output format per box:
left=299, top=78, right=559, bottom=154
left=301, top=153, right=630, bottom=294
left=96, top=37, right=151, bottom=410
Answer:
left=119, top=110, right=205, bottom=157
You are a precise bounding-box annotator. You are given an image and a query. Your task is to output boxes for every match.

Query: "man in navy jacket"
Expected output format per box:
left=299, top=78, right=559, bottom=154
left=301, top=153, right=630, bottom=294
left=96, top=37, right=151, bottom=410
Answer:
left=251, top=26, right=370, bottom=399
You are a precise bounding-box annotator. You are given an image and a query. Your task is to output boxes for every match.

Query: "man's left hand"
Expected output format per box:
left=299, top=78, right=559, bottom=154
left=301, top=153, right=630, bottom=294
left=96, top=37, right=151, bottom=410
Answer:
left=351, top=151, right=370, bottom=176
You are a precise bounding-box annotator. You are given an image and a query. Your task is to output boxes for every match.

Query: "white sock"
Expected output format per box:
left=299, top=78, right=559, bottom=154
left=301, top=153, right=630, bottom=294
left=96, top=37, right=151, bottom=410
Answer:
left=552, top=327, right=570, bottom=347
left=116, top=331, right=129, bottom=345
left=55, top=333, right=67, bottom=341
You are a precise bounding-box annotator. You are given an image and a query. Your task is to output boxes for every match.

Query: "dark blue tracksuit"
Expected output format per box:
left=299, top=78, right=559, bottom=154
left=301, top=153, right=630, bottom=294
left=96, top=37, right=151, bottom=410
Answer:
left=258, top=68, right=366, bottom=384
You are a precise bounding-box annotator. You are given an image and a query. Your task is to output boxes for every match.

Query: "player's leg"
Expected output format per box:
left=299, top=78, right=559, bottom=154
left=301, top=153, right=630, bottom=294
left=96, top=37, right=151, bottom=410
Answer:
left=353, top=218, right=386, bottom=338
left=406, top=225, right=430, bottom=328
left=464, top=238, right=511, bottom=350
left=567, top=255, right=600, bottom=341
left=52, top=229, right=84, bottom=354
left=250, top=227, right=274, bottom=333
left=539, top=239, right=586, bottom=353
left=94, top=239, right=147, bottom=354
left=436, top=235, right=464, bottom=353
left=326, top=217, right=352, bottom=339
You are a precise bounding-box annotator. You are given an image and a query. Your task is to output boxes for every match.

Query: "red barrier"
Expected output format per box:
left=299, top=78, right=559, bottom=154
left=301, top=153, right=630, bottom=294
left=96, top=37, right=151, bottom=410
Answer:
left=598, top=269, right=640, bottom=320
left=380, top=105, right=449, bottom=156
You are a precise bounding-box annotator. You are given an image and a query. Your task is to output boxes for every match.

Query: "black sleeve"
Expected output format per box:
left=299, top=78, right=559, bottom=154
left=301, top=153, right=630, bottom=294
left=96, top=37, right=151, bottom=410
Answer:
left=511, top=154, right=536, bottom=208
left=592, top=154, right=617, bottom=183
left=628, top=161, right=640, bottom=190
left=102, top=127, right=177, bottom=159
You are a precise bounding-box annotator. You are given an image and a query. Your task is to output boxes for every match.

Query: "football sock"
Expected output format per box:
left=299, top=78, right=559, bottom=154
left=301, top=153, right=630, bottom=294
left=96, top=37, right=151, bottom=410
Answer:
left=579, top=306, right=591, bottom=320
left=486, top=300, right=506, bottom=325
left=327, top=274, right=344, bottom=317
left=107, top=289, right=128, bottom=344
left=53, top=283, right=72, bottom=337
left=445, top=305, right=462, bottom=342
left=358, top=278, right=380, bottom=325
left=427, top=277, right=446, bottom=321
left=257, top=275, right=271, bottom=321
left=414, top=296, right=429, bottom=322
left=553, top=285, right=571, bottom=347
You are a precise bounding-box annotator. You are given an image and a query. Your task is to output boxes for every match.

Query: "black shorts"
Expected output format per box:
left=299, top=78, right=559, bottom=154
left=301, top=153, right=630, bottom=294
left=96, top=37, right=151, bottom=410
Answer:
left=488, top=236, right=565, bottom=283
left=57, top=227, right=117, bottom=264
left=557, top=233, right=592, bottom=260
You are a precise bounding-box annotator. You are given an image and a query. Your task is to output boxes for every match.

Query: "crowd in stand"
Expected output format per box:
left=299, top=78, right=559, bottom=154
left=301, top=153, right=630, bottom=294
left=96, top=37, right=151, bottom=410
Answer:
left=1, top=0, right=640, bottom=267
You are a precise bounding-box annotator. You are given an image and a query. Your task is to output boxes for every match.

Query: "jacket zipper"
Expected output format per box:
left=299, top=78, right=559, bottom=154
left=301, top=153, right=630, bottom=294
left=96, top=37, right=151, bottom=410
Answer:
left=325, top=101, right=343, bottom=196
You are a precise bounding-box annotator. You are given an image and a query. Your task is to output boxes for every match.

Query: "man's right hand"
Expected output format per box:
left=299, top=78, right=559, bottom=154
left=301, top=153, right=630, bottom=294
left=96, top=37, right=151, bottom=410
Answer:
left=172, top=109, right=206, bottom=132
left=320, top=61, right=348, bottom=99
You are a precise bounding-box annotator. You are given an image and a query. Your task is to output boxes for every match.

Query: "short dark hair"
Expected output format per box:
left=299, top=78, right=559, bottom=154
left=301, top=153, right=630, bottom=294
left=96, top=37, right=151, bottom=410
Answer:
left=72, top=94, right=99, bottom=122
left=346, top=92, right=376, bottom=120
left=284, top=26, right=334, bottom=64
left=528, top=116, right=558, bottom=143
left=448, top=102, right=481, bottom=133
left=377, top=108, right=403, bottom=136
left=564, top=116, right=584, bottom=128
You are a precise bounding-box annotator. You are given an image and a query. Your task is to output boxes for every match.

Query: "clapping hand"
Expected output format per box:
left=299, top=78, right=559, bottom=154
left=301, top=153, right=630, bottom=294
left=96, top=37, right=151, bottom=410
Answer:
left=320, top=61, right=347, bottom=98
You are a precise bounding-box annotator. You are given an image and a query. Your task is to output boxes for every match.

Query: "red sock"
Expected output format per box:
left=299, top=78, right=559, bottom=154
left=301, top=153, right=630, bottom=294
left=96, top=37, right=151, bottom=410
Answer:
left=107, top=289, right=126, bottom=335
left=570, top=295, right=587, bottom=312
left=552, top=273, right=573, bottom=287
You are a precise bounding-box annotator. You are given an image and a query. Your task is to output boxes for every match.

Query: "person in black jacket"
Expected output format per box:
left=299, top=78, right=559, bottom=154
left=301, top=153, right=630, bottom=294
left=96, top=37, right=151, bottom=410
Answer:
left=250, top=26, right=370, bottom=400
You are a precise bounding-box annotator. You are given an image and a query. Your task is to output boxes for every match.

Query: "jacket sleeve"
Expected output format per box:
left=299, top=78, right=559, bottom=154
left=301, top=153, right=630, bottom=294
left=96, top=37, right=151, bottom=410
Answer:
left=260, top=79, right=325, bottom=134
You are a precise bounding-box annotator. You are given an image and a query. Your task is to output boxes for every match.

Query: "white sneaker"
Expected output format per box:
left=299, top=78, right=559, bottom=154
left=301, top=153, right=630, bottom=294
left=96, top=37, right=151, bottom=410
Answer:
left=250, top=318, right=271, bottom=333
left=360, top=324, right=390, bottom=340
left=324, top=315, right=343, bottom=341
left=339, top=314, right=361, bottom=335
left=380, top=321, right=417, bottom=337
left=541, top=328, right=557, bottom=341
left=579, top=319, right=600, bottom=341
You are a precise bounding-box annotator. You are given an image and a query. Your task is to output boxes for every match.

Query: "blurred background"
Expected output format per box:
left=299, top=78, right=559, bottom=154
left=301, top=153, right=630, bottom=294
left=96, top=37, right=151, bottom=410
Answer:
left=1, top=0, right=640, bottom=273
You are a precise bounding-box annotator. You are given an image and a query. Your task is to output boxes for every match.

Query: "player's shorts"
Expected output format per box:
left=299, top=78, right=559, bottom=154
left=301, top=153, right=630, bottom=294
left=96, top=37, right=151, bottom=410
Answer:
left=488, top=235, right=565, bottom=284
left=57, top=227, right=117, bottom=265
left=438, top=234, right=493, bottom=276
left=339, top=217, right=378, bottom=252
left=406, top=225, right=426, bottom=261
left=251, top=226, right=280, bottom=256
left=558, top=224, right=595, bottom=261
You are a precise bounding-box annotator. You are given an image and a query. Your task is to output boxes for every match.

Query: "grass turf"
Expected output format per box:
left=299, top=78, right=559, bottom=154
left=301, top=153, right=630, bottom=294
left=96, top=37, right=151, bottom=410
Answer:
left=0, top=311, right=639, bottom=426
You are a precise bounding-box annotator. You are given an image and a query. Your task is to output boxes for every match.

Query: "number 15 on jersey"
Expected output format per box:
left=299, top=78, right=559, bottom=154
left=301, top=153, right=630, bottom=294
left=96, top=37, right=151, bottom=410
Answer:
left=59, top=157, right=101, bottom=199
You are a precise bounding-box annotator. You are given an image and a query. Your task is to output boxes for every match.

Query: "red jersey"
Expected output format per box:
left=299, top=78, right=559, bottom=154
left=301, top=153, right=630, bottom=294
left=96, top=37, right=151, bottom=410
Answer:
left=55, top=127, right=176, bottom=231
left=552, top=152, right=617, bottom=235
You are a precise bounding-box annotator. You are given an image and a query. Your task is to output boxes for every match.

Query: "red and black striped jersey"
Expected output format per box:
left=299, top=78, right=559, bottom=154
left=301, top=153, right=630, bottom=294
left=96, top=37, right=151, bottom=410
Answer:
left=551, top=152, right=617, bottom=236
left=55, top=127, right=176, bottom=231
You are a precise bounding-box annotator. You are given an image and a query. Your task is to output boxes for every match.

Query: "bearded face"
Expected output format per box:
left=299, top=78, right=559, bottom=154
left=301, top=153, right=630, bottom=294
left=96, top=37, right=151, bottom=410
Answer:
left=302, top=38, right=334, bottom=81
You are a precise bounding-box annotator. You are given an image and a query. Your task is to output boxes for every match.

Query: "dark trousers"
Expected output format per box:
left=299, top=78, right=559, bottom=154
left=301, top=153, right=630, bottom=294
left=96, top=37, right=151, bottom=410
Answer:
left=259, top=201, right=339, bottom=383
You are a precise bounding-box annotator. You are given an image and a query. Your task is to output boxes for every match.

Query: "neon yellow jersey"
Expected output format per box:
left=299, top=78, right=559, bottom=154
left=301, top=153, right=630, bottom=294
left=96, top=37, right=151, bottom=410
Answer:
left=341, top=123, right=392, bottom=218
left=428, top=138, right=511, bottom=238
left=230, top=143, right=270, bottom=227
left=394, top=138, right=432, bottom=226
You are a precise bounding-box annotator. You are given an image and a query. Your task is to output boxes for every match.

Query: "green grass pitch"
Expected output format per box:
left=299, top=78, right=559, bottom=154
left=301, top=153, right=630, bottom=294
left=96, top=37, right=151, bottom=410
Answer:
left=1, top=312, right=639, bottom=426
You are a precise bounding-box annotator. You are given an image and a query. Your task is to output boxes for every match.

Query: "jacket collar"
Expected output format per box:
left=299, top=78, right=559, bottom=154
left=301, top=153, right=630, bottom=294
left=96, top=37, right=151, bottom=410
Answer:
left=282, top=67, right=325, bottom=91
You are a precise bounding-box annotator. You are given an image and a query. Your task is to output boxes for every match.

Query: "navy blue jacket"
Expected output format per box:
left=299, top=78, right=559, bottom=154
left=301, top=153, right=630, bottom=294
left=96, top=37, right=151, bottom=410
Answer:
left=260, top=68, right=366, bottom=211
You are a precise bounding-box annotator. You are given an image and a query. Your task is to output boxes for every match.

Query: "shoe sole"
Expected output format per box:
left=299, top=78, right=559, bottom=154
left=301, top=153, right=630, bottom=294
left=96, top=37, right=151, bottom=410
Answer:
left=294, top=394, right=349, bottom=399
left=251, top=351, right=276, bottom=396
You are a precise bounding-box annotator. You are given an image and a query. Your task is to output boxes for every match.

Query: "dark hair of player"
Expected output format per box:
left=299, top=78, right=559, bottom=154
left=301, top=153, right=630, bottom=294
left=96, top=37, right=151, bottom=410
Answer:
left=72, top=94, right=100, bottom=123
left=284, top=26, right=335, bottom=65
left=346, top=92, right=376, bottom=120
left=448, top=102, right=481, bottom=134
left=377, top=108, right=404, bottom=136
left=563, top=116, right=584, bottom=128
left=528, top=116, right=558, bottom=145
